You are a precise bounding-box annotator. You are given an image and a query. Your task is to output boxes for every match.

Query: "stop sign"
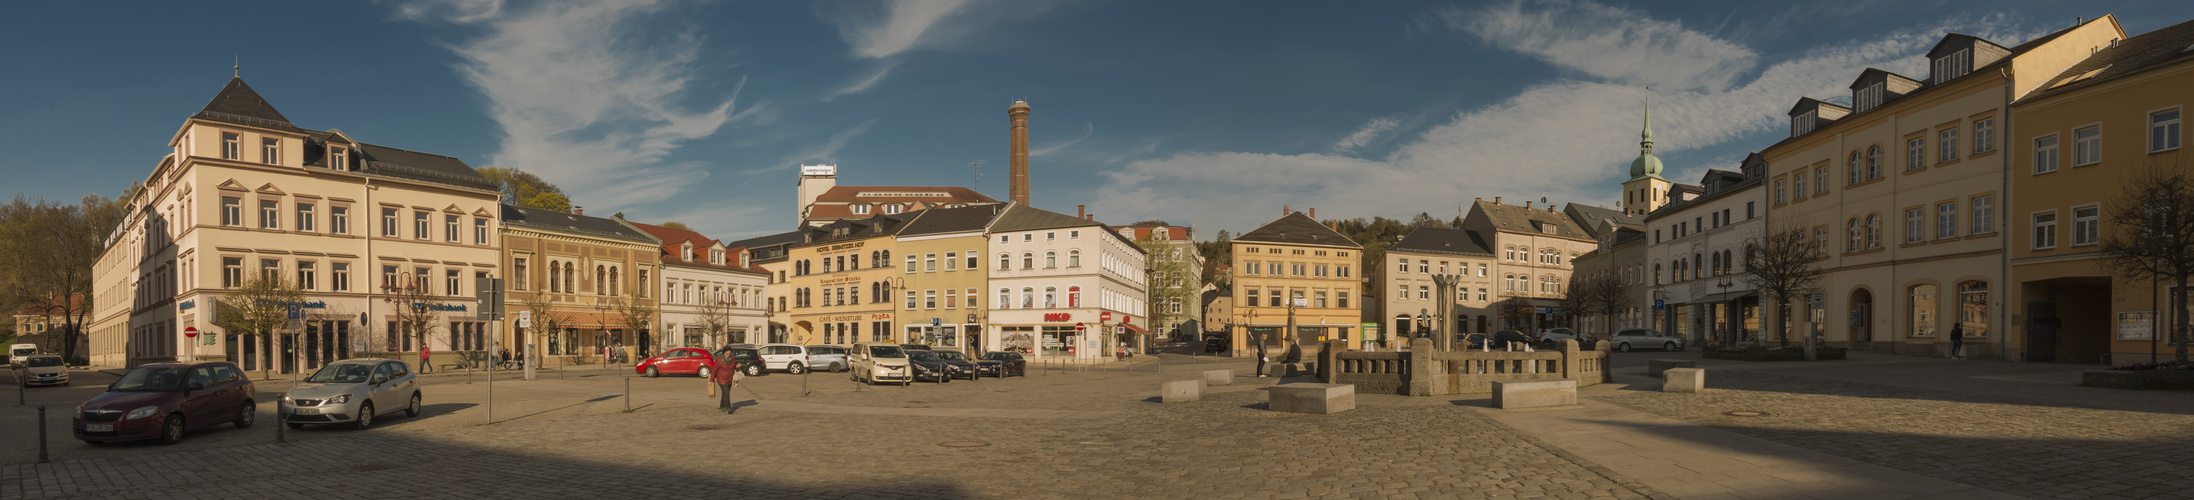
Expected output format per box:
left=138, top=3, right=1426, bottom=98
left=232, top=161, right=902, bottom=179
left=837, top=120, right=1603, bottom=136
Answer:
left=1100, top=312, right=1112, bottom=322
left=184, top=327, right=199, bottom=339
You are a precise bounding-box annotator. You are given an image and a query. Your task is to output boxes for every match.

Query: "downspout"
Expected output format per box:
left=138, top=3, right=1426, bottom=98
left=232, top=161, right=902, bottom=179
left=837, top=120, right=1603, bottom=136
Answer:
left=363, top=176, right=376, bottom=359
left=2000, top=66, right=2013, bottom=361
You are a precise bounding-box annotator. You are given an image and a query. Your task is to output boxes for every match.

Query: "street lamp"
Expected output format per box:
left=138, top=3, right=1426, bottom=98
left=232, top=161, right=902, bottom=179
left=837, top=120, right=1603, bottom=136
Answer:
left=594, top=301, right=613, bottom=364
left=1716, top=277, right=1734, bottom=347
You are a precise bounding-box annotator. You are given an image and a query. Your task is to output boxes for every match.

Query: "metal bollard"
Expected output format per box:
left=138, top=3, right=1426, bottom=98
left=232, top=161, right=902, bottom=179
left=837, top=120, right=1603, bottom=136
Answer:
left=37, top=404, right=49, bottom=463
left=624, top=377, right=631, bottom=411
left=276, top=406, right=288, bottom=444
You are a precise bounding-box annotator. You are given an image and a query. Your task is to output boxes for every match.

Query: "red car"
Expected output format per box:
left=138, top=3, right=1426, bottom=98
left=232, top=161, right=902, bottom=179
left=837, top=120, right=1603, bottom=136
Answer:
left=636, top=347, right=719, bottom=378
left=75, top=362, right=257, bottom=445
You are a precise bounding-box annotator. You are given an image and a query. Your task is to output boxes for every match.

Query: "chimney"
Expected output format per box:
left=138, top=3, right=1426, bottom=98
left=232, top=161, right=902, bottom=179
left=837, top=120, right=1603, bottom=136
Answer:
left=1494, top=197, right=1501, bottom=205
left=1308, top=208, right=1315, bottom=219
left=1009, top=101, right=1032, bottom=206
left=1329, top=221, right=1338, bottom=231
left=1525, top=201, right=1532, bottom=209
left=1284, top=205, right=1290, bottom=216
left=1077, top=205, right=1085, bottom=219
left=573, top=206, right=584, bottom=215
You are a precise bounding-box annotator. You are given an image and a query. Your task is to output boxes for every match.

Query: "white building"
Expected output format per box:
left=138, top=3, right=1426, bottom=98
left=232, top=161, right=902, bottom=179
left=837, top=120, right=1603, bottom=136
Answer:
left=631, top=222, right=770, bottom=350
left=984, top=204, right=1148, bottom=359
left=1645, top=155, right=1768, bottom=347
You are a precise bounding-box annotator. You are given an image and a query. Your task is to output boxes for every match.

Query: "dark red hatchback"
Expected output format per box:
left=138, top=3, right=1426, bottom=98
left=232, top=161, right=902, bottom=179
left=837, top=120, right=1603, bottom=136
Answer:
left=75, top=362, right=257, bottom=445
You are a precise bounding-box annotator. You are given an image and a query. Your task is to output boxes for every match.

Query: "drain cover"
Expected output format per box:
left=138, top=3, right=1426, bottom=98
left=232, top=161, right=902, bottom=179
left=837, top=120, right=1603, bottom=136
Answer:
left=1722, top=410, right=1771, bottom=417
left=938, top=441, right=990, bottom=448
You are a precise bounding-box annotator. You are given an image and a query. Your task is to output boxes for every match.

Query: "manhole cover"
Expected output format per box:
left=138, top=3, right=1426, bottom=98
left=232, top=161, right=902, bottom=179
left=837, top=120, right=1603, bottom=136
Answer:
left=938, top=441, right=990, bottom=448
left=1722, top=410, right=1771, bottom=417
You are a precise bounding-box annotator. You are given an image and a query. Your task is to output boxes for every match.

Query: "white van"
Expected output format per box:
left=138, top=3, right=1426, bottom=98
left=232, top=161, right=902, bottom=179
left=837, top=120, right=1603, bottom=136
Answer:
left=9, top=344, right=37, bottom=367
left=755, top=343, right=813, bottom=374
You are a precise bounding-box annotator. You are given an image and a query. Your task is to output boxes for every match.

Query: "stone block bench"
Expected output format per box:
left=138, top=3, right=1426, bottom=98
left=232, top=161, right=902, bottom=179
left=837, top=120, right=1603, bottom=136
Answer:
left=1161, top=379, right=1202, bottom=403
left=1492, top=379, right=1576, bottom=409
left=1663, top=367, right=1704, bottom=393
left=1648, top=359, right=1695, bottom=377
left=1203, top=369, right=1233, bottom=386
left=1269, top=383, right=1355, bottom=414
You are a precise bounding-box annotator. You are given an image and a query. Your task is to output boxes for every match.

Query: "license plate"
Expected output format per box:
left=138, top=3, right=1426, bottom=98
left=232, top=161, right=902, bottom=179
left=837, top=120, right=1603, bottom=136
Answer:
left=294, top=408, right=320, bottom=415
left=85, top=424, right=112, bottom=432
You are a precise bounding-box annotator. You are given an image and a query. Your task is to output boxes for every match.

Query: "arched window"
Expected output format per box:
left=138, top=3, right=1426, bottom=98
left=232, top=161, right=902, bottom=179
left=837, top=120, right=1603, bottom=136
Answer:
left=1021, top=252, right=1034, bottom=270
left=999, top=253, right=1010, bottom=270
left=563, top=263, right=575, bottom=293
left=880, top=250, right=890, bottom=265
left=595, top=265, right=606, bottom=295
left=1848, top=218, right=1863, bottom=252
left=548, top=262, right=561, bottom=293
left=1848, top=151, right=1863, bottom=185
left=1909, top=283, right=1939, bottom=337
left=1044, top=287, right=1057, bottom=308
left=1045, top=251, right=1057, bottom=268
left=1504, top=246, right=1514, bottom=260
left=869, top=250, right=880, bottom=268
left=1865, top=214, right=1882, bottom=249
left=1710, top=252, right=1721, bottom=276
left=609, top=267, right=620, bottom=295
left=1503, top=274, right=1514, bottom=291
left=1866, top=145, right=1882, bottom=179
left=1020, top=287, right=1035, bottom=308
left=998, top=288, right=1011, bottom=309
left=1722, top=250, right=1734, bottom=274
left=1069, top=250, right=1081, bottom=267
left=1068, top=286, right=1081, bottom=307
left=1652, top=263, right=1662, bottom=285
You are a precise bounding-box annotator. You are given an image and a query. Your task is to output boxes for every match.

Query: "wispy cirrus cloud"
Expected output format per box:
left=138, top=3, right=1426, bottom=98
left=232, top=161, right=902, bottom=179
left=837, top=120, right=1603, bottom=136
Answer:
left=399, top=0, right=764, bottom=212
left=823, top=61, right=900, bottom=101
left=1331, top=115, right=1400, bottom=154
left=831, top=0, right=974, bottom=59
left=1030, top=122, right=1093, bottom=158
left=1093, top=0, right=2037, bottom=236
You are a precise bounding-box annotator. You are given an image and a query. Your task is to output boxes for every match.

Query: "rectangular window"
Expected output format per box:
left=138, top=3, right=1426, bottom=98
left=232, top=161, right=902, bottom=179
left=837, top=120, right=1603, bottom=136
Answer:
left=297, top=261, right=317, bottom=291
left=1418, top=286, right=1429, bottom=300
left=221, top=197, right=242, bottom=226
left=2073, top=206, right=2100, bottom=246
left=221, top=132, right=241, bottom=160
left=1856, top=83, right=1882, bottom=111
left=1477, top=263, right=1486, bottom=276
left=382, top=265, right=398, bottom=289
left=925, top=253, right=937, bottom=272
left=925, top=290, right=937, bottom=309
left=2153, top=109, right=2182, bottom=152
left=1793, top=171, right=1807, bottom=200
left=332, top=263, right=350, bottom=291
left=222, top=257, right=243, bottom=288
left=943, top=252, right=957, bottom=271
left=1933, top=49, right=1971, bottom=83
left=1974, top=118, right=1994, bottom=153
left=1792, top=110, right=1816, bottom=137
left=905, top=255, right=917, bottom=273
left=1972, top=196, right=1994, bottom=234
left=1905, top=209, right=1924, bottom=243
left=261, top=138, right=280, bottom=165
left=905, top=290, right=917, bottom=310
left=473, top=218, right=488, bottom=244
left=381, top=208, right=398, bottom=236
left=260, top=259, right=281, bottom=281
left=2034, top=136, right=2060, bottom=174
left=414, top=211, right=429, bottom=239
left=2073, top=126, right=2101, bottom=166
left=296, top=203, right=315, bottom=232
left=1815, top=166, right=1828, bottom=194
left=444, top=215, right=459, bottom=242
left=1774, top=180, right=1786, bottom=204
left=2033, top=212, right=2058, bottom=250
left=329, top=146, right=348, bottom=170
left=1908, top=137, right=1926, bottom=171
left=330, top=206, right=349, bottom=234
left=1938, top=128, right=1959, bottom=163
left=1337, top=292, right=1349, bottom=309
left=446, top=269, right=460, bottom=296
left=965, top=251, right=979, bottom=270
left=1937, top=202, right=1957, bottom=240
left=1399, top=284, right=1409, bottom=300
left=1746, top=202, right=1756, bottom=220
left=259, top=200, right=279, bottom=229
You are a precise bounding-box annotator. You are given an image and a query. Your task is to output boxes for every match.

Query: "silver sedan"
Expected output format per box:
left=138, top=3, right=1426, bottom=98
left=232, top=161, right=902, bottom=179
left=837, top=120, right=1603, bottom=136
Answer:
left=278, top=359, right=421, bottom=430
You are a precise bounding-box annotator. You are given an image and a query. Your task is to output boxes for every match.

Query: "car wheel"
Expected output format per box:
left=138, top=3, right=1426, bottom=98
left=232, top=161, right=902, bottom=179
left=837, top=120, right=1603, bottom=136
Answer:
left=234, top=400, right=256, bottom=429
left=744, top=364, right=762, bottom=377
left=1617, top=342, right=1633, bottom=353
left=157, top=414, right=185, bottom=445
left=1664, top=342, right=1679, bottom=352
left=354, top=402, right=375, bottom=430
left=697, top=366, right=711, bottom=380
left=645, top=366, right=660, bottom=378
left=405, top=392, right=422, bottom=418
left=831, top=362, right=845, bottom=373
left=787, top=362, right=806, bottom=375
left=285, top=422, right=304, bottom=430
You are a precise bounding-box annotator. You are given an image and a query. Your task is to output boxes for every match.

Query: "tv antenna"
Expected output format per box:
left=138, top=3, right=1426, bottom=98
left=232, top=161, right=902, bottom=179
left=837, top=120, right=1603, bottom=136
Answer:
left=967, top=160, right=985, bottom=194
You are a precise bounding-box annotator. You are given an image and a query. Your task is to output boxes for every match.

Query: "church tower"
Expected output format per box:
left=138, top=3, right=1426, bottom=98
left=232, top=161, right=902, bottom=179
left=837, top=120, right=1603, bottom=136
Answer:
left=1620, top=90, right=1672, bottom=216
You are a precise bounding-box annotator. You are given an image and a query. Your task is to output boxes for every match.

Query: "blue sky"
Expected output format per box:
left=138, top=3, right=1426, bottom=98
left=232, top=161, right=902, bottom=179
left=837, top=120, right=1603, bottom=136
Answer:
left=2, top=0, right=2186, bottom=241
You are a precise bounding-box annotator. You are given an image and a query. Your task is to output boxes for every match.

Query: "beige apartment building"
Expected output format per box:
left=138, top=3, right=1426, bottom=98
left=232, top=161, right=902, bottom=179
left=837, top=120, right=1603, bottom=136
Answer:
left=89, top=77, right=503, bottom=373
left=498, top=205, right=662, bottom=364
left=1118, top=220, right=1205, bottom=341
left=630, top=222, right=770, bottom=351
left=1226, top=211, right=1363, bottom=354
left=1463, top=199, right=1598, bottom=331
left=2008, top=19, right=2194, bottom=364
left=893, top=204, right=1004, bottom=353
left=1381, top=227, right=1496, bottom=345
left=1763, top=18, right=2122, bottom=359
left=782, top=212, right=915, bottom=346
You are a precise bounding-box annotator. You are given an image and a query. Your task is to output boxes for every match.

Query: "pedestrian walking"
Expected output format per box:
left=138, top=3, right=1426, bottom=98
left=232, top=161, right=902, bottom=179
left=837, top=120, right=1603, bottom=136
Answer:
left=1948, top=323, right=1965, bottom=360
left=420, top=345, right=432, bottom=374
left=713, top=350, right=740, bottom=410
left=1254, top=333, right=1270, bottom=378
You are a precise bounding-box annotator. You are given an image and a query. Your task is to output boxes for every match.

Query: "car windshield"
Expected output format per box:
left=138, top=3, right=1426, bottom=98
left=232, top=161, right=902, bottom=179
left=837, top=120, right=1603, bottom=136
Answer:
left=306, top=363, right=377, bottom=384
left=908, top=351, right=940, bottom=362
left=980, top=353, right=1014, bottom=361
left=868, top=346, right=905, bottom=358
left=112, top=367, right=189, bottom=392
left=936, top=351, right=969, bottom=362
left=730, top=348, right=759, bottom=358
left=27, top=357, right=63, bottom=367
left=12, top=348, right=35, bottom=357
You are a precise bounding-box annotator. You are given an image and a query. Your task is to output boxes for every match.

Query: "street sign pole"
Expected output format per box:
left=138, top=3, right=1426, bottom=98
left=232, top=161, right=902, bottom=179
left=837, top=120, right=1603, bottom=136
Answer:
left=476, top=277, right=505, bottom=424
left=519, top=311, right=535, bottom=381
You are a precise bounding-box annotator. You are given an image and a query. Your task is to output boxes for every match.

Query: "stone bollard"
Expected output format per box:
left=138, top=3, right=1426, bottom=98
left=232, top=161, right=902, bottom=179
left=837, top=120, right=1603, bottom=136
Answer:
left=1492, top=379, right=1577, bottom=409
left=1161, top=379, right=1202, bottom=402
left=1202, top=369, right=1233, bottom=386
left=1648, top=359, right=1696, bottom=377
left=1268, top=383, right=1356, bottom=414
left=1663, top=368, right=1705, bottom=393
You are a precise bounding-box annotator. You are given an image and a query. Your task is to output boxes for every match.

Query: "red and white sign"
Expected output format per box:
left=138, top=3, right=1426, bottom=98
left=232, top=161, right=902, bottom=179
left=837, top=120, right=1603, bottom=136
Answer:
left=183, top=327, right=199, bottom=339
left=1100, top=312, right=1112, bottom=322
left=1075, top=322, right=1086, bottom=332
left=1043, top=313, right=1072, bottom=322
left=1123, top=315, right=1132, bottom=325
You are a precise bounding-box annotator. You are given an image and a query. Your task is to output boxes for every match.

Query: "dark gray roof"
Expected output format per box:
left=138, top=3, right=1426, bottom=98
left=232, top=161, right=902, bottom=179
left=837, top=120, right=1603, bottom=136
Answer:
left=1774, top=19, right=2107, bottom=149
left=794, top=212, right=918, bottom=248
left=1389, top=227, right=1492, bottom=257
left=988, top=203, right=1105, bottom=233
left=898, top=204, right=1007, bottom=237
left=724, top=230, right=805, bottom=250
left=355, top=143, right=498, bottom=191
left=2021, top=19, right=2194, bottom=104
left=500, top=204, right=661, bottom=244
left=1563, top=204, right=1640, bottom=237
left=1234, top=212, right=1360, bottom=248
left=1471, top=200, right=1592, bottom=241
left=194, top=77, right=294, bottom=127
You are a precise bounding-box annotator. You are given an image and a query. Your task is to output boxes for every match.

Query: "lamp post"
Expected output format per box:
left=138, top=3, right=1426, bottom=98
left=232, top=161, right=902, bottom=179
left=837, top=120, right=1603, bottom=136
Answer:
left=594, top=301, right=612, bottom=365
left=1716, top=278, right=1734, bottom=347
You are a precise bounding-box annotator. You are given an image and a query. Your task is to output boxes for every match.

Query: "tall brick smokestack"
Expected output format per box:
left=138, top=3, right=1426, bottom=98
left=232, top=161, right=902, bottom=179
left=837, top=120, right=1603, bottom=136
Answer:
left=1009, top=100, right=1032, bottom=206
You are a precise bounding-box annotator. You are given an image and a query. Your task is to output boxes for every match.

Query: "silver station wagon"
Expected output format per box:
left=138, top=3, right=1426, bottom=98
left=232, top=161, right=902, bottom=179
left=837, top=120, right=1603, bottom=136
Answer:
left=279, top=359, right=421, bottom=430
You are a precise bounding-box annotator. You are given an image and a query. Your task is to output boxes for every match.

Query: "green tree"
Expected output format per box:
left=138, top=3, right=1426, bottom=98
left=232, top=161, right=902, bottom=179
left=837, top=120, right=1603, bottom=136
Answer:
left=476, top=167, right=572, bottom=212
left=0, top=192, right=126, bottom=362
left=212, top=274, right=304, bottom=378
left=662, top=222, right=692, bottom=231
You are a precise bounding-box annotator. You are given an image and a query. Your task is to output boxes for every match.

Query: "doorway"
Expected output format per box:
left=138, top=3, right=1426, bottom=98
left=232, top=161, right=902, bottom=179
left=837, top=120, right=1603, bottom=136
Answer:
left=1850, top=288, right=1874, bottom=349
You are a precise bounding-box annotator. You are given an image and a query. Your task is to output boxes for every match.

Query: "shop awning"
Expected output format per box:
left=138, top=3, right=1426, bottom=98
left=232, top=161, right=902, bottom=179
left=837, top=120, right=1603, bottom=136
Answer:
left=1122, top=323, right=1149, bottom=334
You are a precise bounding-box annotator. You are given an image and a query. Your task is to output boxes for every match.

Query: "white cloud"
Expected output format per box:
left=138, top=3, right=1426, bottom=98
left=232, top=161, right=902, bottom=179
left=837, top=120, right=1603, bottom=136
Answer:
left=831, top=0, right=974, bottom=59
left=1094, top=2, right=2034, bottom=237
left=403, top=0, right=761, bottom=211
left=1029, top=122, right=1093, bottom=157
left=1332, top=115, right=1400, bottom=153
left=823, top=62, right=899, bottom=100
left=782, top=119, right=878, bottom=166
left=1428, top=0, right=1759, bottom=92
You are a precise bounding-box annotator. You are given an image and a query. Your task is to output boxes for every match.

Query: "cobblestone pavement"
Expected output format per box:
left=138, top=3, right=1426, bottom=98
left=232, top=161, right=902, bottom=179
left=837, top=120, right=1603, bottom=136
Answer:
left=1595, top=367, right=2194, bottom=500
left=3, top=355, right=1654, bottom=499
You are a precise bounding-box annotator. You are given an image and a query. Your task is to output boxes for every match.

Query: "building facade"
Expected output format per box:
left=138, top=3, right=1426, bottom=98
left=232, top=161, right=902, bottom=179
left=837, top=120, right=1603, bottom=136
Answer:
left=893, top=204, right=1006, bottom=353
left=986, top=204, right=1149, bottom=359
left=1119, top=220, right=1205, bottom=341
left=630, top=222, right=770, bottom=351
left=794, top=163, right=999, bottom=227
left=497, top=205, right=661, bottom=364
left=1462, top=199, right=1597, bottom=332
left=782, top=213, right=913, bottom=347
left=1570, top=216, right=1649, bottom=337
left=726, top=230, right=804, bottom=343
left=1381, top=227, right=1496, bottom=345
left=1227, top=211, right=1363, bottom=355
left=1646, top=160, right=1768, bottom=347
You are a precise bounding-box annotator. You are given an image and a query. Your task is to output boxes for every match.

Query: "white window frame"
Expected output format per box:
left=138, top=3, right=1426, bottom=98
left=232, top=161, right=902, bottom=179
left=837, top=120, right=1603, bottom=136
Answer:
left=2072, top=204, right=2101, bottom=247
left=2032, top=211, right=2059, bottom=250
left=1905, top=209, right=1924, bottom=244
left=2034, top=134, right=2060, bottom=174
left=2073, top=125, right=2102, bottom=166
left=1938, top=128, right=1959, bottom=163
left=296, top=203, right=315, bottom=232
left=1974, top=117, right=1995, bottom=153
left=1937, top=202, right=1957, bottom=240
left=2152, top=107, right=2183, bottom=153
left=1972, top=195, right=1994, bottom=234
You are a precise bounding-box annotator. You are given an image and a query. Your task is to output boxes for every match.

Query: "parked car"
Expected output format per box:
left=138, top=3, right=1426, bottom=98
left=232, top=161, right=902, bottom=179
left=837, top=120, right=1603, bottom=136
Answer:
left=899, top=343, right=933, bottom=351
left=75, top=362, right=256, bottom=445
left=1610, top=329, right=1685, bottom=352
left=906, top=350, right=956, bottom=383
left=713, top=346, right=767, bottom=376
left=850, top=343, right=912, bottom=386
left=755, top=343, right=815, bottom=374
left=9, top=343, right=37, bottom=366
left=977, top=351, right=1027, bottom=377
left=804, top=345, right=850, bottom=373
left=1204, top=334, right=1229, bottom=354
left=1489, top=330, right=1537, bottom=349
left=22, top=355, right=69, bottom=386
left=636, top=347, right=717, bottom=379
left=279, top=359, right=422, bottom=430
left=1460, top=333, right=1490, bottom=349
left=934, top=351, right=982, bottom=380
left=1535, top=328, right=1591, bottom=347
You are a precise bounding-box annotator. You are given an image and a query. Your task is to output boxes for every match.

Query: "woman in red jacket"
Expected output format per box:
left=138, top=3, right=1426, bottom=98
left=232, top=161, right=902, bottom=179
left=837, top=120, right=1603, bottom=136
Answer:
left=712, top=350, right=739, bottom=410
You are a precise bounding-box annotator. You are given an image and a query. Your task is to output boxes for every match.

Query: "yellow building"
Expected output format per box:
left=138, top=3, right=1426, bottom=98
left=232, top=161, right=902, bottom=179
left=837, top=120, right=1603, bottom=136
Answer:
left=782, top=212, right=915, bottom=346
left=1227, top=211, right=1364, bottom=354
left=889, top=205, right=1005, bottom=353
left=2008, top=19, right=2194, bottom=364
left=497, top=205, right=662, bottom=365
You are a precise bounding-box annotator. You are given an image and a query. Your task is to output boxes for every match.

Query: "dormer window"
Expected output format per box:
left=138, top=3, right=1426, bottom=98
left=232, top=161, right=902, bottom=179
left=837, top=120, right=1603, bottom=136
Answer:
left=681, top=242, right=693, bottom=261
left=329, top=146, right=349, bottom=171
left=1855, top=83, right=1883, bottom=112
left=883, top=204, right=902, bottom=215
left=852, top=204, right=870, bottom=215
left=1933, top=49, right=1971, bottom=83
left=711, top=249, right=724, bottom=265
left=1793, top=110, right=1816, bottom=137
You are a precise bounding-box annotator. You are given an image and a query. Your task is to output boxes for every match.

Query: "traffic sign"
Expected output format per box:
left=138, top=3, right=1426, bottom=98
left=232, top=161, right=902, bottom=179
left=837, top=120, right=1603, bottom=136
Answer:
left=1100, top=312, right=1112, bottom=322
left=1076, top=322, right=1087, bottom=332
left=518, top=311, right=533, bottom=328
left=184, top=327, right=199, bottom=338
left=932, top=318, right=941, bottom=327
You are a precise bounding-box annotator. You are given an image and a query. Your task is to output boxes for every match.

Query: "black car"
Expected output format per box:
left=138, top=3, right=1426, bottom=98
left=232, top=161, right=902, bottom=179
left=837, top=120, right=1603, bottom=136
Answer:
left=1489, top=330, right=1537, bottom=349
left=977, top=352, right=1027, bottom=377
left=1203, top=334, right=1229, bottom=354
left=712, top=346, right=767, bottom=376
left=899, top=343, right=933, bottom=351
left=1460, top=333, right=1490, bottom=349
left=905, top=351, right=954, bottom=383
left=933, top=351, right=983, bottom=379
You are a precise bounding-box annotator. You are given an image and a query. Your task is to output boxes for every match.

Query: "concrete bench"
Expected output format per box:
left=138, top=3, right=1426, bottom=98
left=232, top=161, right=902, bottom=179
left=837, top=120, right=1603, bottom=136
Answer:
left=1268, top=383, right=1355, bottom=414
left=1161, top=379, right=1202, bottom=403
left=1648, top=359, right=1696, bottom=377
left=1663, top=368, right=1704, bottom=393
left=1492, top=379, right=1577, bottom=409
left=1203, top=369, right=1233, bottom=386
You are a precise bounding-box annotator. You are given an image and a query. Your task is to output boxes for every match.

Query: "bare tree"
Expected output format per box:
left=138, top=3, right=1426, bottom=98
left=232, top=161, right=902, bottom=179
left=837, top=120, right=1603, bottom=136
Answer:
left=692, top=296, right=734, bottom=349
left=1136, top=229, right=1195, bottom=342
left=213, top=274, right=303, bottom=378
left=1743, top=225, right=1825, bottom=359
left=612, top=296, right=659, bottom=360
left=384, top=272, right=447, bottom=367
left=0, top=193, right=126, bottom=363
left=1560, top=274, right=1601, bottom=334
left=2098, top=161, right=2194, bottom=364
left=520, top=294, right=568, bottom=363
